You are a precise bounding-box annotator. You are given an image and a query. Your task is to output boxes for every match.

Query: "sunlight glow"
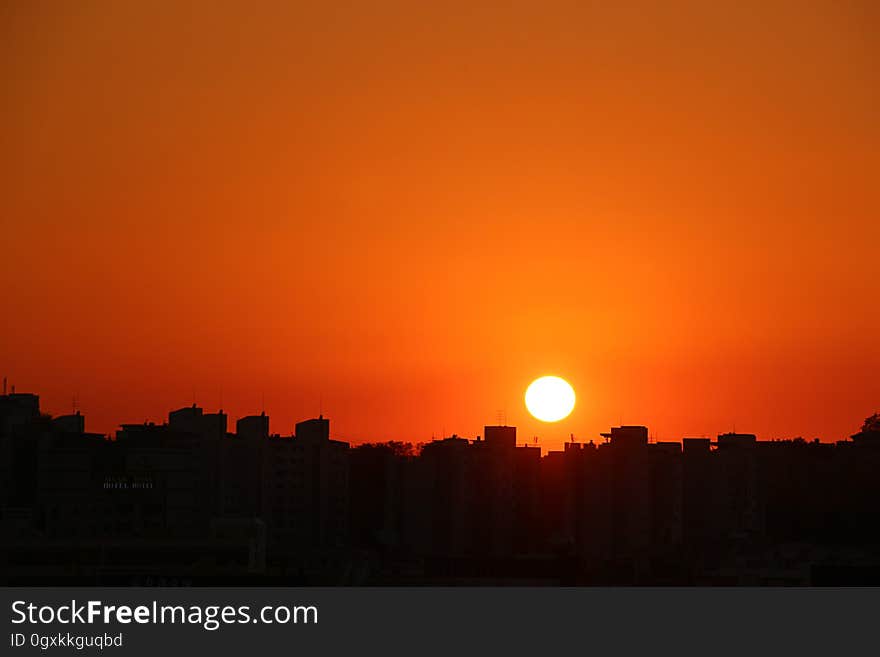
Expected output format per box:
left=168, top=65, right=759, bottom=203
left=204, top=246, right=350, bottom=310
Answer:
left=525, top=376, right=576, bottom=423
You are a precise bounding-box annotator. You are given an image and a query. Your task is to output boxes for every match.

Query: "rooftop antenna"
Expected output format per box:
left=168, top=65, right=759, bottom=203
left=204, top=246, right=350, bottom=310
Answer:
left=219, top=385, right=223, bottom=412
left=496, top=409, right=506, bottom=425
left=261, top=390, right=266, bottom=415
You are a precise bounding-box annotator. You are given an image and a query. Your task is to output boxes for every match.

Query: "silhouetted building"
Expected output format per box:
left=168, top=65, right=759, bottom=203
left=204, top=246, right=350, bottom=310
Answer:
left=262, top=417, right=349, bottom=556
left=601, top=424, right=648, bottom=448
left=682, top=438, right=716, bottom=550
left=349, top=443, right=410, bottom=550
left=295, top=416, right=330, bottom=442
left=484, top=425, right=516, bottom=449
left=0, top=393, right=42, bottom=518
left=52, top=412, right=85, bottom=434
left=413, top=436, right=472, bottom=557
left=714, top=433, right=761, bottom=541
left=221, top=413, right=268, bottom=517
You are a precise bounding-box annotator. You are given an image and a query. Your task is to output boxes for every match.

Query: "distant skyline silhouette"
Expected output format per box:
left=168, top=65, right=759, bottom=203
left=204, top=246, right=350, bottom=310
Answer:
left=6, top=378, right=877, bottom=446
left=0, top=376, right=874, bottom=449
left=4, top=386, right=880, bottom=586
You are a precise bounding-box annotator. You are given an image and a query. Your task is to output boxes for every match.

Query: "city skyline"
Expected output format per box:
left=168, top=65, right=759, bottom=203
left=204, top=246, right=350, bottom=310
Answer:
left=4, top=386, right=880, bottom=585
left=1, top=381, right=874, bottom=448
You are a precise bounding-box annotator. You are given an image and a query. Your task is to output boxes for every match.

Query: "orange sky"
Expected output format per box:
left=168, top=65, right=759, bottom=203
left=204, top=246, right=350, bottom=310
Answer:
left=2, top=1, right=878, bottom=449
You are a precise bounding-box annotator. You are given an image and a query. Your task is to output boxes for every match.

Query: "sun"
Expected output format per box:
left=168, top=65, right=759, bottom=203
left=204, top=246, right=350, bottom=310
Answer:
left=525, top=376, right=576, bottom=423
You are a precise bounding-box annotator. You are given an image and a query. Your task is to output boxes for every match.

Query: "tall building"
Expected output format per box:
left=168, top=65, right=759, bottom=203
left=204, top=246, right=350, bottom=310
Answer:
left=349, top=443, right=409, bottom=550
left=237, top=413, right=269, bottom=441
left=682, top=438, right=716, bottom=549
left=0, top=393, right=41, bottom=524
left=262, top=416, right=349, bottom=553
left=484, top=425, right=516, bottom=449
left=412, top=436, right=472, bottom=557
left=714, top=433, right=761, bottom=540
left=601, top=425, right=648, bottom=448
left=220, top=413, right=269, bottom=517
left=295, top=416, right=330, bottom=442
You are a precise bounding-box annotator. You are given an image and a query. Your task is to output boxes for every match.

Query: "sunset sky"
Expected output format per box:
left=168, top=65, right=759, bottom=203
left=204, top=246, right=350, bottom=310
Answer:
left=2, top=1, right=878, bottom=448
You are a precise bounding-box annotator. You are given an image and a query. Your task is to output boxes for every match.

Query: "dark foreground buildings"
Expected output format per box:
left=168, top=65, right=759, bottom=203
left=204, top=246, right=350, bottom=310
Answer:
left=2, top=390, right=880, bottom=585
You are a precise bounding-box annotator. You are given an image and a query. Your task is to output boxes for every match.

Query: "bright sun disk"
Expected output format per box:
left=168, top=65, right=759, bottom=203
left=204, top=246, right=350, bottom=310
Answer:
left=525, top=376, right=576, bottom=422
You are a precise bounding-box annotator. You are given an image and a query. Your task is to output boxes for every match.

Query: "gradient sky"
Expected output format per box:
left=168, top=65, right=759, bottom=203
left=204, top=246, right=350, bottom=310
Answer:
left=2, top=1, right=878, bottom=449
